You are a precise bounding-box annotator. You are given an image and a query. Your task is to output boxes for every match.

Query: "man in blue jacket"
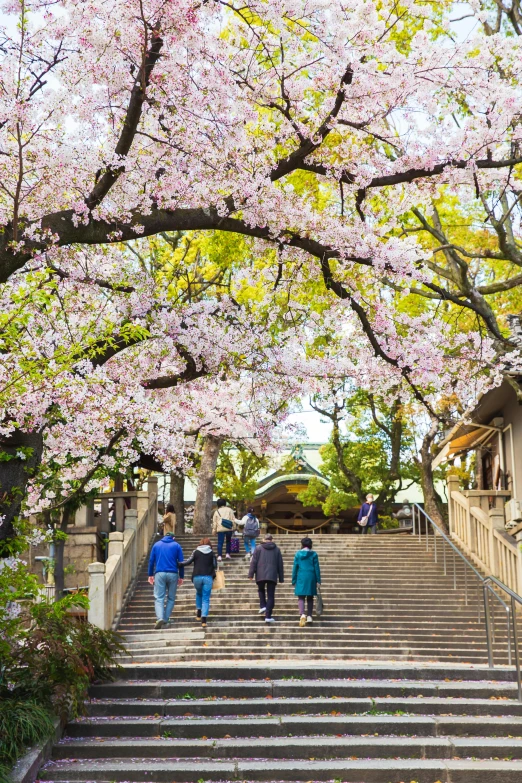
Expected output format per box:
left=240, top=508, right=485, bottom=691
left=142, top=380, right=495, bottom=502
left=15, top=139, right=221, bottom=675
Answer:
left=148, top=534, right=185, bottom=629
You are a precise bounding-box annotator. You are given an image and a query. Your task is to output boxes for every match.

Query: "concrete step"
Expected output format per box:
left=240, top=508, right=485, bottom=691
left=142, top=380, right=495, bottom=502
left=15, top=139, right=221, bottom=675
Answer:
left=113, top=664, right=520, bottom=681
left=52, top=734, right=522, bottom=760
left=86, top=695, right=522, bottom=717
left=64, top=713, right=522, bottom=739
left=39, top=757, right=522, bottom=782
left=39, top=662, right=522, bottom=783
left=89, top=677, right=520, bottom=699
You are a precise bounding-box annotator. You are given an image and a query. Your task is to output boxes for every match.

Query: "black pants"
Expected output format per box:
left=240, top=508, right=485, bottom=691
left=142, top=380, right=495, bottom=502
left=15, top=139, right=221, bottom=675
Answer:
left=257, top=580, right=276, bottom=619
left=361, top=524, right=377, bottom=535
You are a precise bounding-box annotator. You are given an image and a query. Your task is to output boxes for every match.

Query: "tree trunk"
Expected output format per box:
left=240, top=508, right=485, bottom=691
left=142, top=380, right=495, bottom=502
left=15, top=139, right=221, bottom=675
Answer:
left=193, top=435, right=223, bottom=535
left=419, top=421, right=447, bottom=530
left=170, top=471, right=185, bottom=535
left=0, top=430, right=44, bottom=551
left=53, top=505, right=73, bottom=601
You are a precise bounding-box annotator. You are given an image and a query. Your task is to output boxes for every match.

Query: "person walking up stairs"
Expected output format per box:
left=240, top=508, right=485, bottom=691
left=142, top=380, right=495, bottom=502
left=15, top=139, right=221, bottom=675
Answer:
left=248, top=532, right=284, bottom=623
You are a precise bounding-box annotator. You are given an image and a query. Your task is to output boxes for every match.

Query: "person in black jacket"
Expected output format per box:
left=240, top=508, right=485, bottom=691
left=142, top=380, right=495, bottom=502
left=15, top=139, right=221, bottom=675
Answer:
left=180, top=537, right=217, bottom=628
left=248, top=533, right=284, bottom=624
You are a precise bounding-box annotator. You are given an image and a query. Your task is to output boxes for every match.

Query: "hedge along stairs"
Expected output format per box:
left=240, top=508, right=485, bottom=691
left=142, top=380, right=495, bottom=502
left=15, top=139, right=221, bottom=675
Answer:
left=116, top=533, right=513, bottom=664
left=40, top=663, right=522, bottom=782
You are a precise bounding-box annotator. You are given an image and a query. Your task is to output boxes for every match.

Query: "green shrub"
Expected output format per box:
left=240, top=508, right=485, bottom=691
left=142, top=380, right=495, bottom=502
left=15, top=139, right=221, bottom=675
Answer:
left=379, top=515, right=400, bottom=530
left=4, top=594, right=126, bottom=719
left=0, top=700, right=55, bottom=783
left=0, top=542, right=126, bottom=781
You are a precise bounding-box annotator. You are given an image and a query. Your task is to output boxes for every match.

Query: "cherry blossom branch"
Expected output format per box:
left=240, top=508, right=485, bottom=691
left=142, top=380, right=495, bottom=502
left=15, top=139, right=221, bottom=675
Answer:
left=86, top=25, right=163, bottom=210
left=47, top=264, right=136, bottom=293
left=320, top=254, right=440, bottom=418
left=47, top=428, right=127, bottom=510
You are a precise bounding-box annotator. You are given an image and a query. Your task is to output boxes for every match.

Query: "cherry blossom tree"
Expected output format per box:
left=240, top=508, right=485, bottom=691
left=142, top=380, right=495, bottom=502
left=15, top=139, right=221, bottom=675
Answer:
left=2, top=0, right=522, bottom=540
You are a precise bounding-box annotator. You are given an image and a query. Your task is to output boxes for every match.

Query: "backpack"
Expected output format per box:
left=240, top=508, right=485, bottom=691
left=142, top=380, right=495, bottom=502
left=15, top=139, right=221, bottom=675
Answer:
left=244, top=513, right=260, bottom=537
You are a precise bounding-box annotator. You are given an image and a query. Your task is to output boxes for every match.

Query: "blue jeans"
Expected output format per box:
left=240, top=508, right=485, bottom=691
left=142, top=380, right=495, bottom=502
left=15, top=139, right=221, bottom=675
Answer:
left=154, top=571, right=179, bottom=622
left=244, top=537, right=257, bottom=554
left=193, top=575, right=213, bottom=618
left=217, top=531, right=232, bottom=556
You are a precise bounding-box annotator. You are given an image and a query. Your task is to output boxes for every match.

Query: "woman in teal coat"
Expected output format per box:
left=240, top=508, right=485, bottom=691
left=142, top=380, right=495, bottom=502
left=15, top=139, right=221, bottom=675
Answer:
left=292, top=537, right=321, bottom=626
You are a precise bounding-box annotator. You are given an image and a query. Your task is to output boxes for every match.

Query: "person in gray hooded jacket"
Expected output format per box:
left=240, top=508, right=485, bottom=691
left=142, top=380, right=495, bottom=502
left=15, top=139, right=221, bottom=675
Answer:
left=180, top=537, right=217, bottom=628
left=248, top=533, right=284, bottom=623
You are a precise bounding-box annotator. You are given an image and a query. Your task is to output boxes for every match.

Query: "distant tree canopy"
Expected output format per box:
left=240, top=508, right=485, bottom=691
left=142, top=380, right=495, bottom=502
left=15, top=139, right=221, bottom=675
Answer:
left=213, top=444, right=269, bottom=516
left=298, top=389, right=420, bottom=516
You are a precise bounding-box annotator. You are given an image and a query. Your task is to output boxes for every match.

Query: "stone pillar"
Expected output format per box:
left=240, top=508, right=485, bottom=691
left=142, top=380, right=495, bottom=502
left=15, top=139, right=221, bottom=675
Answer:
left=489, top=507, right=505, bottom=578
left=75, top=505, right=89, bottom=527
left=148, top=476, right=158, bottom=501
left=108, top=531, right=124, bottom=559
left=88, top=562, right=107, bottom=629
left=447, top=474, right=460, bottom=535
left=125, top=509, right=138, bottom=580
left=108, top=532, right=124, bottom=613
left=515, top=531, right=522, bottom=595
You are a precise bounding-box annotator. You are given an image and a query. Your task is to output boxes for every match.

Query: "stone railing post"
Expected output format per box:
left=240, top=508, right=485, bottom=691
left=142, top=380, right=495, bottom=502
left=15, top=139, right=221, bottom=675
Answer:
left=87, top=562, right=107, bottom=630
left=125, top=509, right=138, bottom=580
left=148, top=476, right=158, bottom=501
left=515, top=531, right=522, bottom=596
left=147, top=476, right=158, bottom=542
left=108, top=532, right=124, bottom=612
left=489, top=507, right=505, bottom=578
left=447, top=474, right=460, bottom=534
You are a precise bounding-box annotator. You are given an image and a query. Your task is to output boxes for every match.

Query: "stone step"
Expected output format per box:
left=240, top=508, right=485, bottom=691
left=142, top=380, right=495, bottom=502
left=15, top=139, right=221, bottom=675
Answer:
left=39, top=757, right=522, bottom=782
left=39, top=660, right=522, bottom=783
left=89, top=677, right=520, bottom=700
left=121, top=632, right=500, bottom=650
left=52, top=734, right=522, bottom=761
left=124, top=634, right=496, bottom=649
left=86, top=695, right=522, bottom=717
left=119, top=619, right=490, bottom=631
left=64, top=713, right=522, bottom=739
left=114, top=663, right=519, bottom=681
left=118, top=649, right=498, bottom=664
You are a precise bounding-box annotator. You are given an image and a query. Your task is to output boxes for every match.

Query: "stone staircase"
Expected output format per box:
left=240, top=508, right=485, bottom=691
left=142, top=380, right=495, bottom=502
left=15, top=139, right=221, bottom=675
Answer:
left=39, top=663, right=522, bottom=782
left=116, top=533, right=512, bottom=664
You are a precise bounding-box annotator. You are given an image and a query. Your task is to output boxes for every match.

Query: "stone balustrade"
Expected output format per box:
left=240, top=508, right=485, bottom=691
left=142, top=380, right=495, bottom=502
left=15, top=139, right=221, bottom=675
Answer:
left=88, top=478, right=158, bottom=630
left=447, top=475, right=522, bottom=593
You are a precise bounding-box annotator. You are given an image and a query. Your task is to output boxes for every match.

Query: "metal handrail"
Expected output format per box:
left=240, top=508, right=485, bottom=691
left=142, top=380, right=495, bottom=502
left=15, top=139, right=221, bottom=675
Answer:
left=412, top=503, right=520, bottom=698
left=484, top=576, right=522, bottom=701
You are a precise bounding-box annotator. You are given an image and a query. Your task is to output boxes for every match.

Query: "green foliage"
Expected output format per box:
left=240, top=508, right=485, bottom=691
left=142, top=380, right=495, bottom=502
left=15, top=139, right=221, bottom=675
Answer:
left=4, top=593, right=126, bottom=720
left=0, top=700, right=55, bottom=783
left=301, top=389, right=420, bottom=516
left=298, top=476, right=357, bottom=517
left=0, top=548, right=126, bottom=779
left=214, top=443, right=269, bottom=513
left=378, top=515, right=400, bottom=530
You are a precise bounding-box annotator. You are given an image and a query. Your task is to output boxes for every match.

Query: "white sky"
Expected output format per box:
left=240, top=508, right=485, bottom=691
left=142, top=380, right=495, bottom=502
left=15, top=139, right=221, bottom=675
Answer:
left=286, top=406, right=332, bottom=444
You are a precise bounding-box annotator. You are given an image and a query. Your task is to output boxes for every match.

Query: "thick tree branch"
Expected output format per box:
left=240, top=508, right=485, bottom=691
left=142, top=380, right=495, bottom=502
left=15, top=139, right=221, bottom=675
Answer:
left=86, top=28, right=163, bottom=210
left=270, top=65, right=353, bottom=182
left=320, top=255, right=440, bottom=418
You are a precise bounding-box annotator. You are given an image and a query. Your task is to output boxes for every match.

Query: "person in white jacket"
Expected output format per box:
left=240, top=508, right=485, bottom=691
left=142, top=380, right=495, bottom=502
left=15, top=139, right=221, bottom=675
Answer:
left=211, top=498, right=237, bottom=561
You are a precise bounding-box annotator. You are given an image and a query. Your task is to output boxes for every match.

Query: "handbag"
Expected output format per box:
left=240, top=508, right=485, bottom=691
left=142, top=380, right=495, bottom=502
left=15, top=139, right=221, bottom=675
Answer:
left=218, top=510, right=234, bottom=530
left=359, top=503, right=373, bottom=527
left=316, top=585, right=324, bottom=616
left=214, top=568, right=225, bottom=591
left=230, top=536, right=240, bottom=554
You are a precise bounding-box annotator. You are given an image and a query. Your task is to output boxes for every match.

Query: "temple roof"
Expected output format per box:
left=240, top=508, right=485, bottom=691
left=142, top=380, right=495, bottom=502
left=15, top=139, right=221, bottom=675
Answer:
left=255, top=445, right=327, bottom=498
